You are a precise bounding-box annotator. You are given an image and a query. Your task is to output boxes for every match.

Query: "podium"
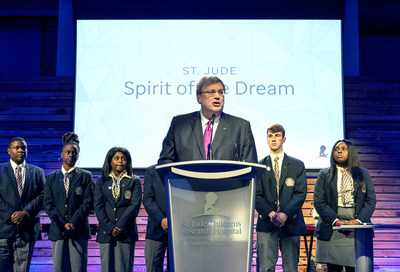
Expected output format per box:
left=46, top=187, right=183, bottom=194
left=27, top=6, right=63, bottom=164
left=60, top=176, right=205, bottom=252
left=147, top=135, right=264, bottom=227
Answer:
left=156, top=160, right=266, bottom=272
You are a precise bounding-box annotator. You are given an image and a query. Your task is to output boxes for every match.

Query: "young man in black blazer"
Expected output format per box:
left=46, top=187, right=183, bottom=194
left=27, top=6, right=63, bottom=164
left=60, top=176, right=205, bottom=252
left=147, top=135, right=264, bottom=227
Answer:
left=0, top=137, right=45, bottom=272
left=255, top=124, right=307, bottom=272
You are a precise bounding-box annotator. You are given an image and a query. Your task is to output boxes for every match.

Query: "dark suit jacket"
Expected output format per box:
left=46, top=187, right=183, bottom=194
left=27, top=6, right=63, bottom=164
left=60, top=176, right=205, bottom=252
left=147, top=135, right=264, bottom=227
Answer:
left=158, top=111, right=257, bottom=164
left=0, top=162, right=45, bottom=242
left=255, top=154, right=307, bottom=237
left=44, top=168, right=94, bottom=241
left=94, top=175, right=142, bottom=243
left=143, top=165, right=167, bottom=242
left=313, top=167, right=376, bottom=241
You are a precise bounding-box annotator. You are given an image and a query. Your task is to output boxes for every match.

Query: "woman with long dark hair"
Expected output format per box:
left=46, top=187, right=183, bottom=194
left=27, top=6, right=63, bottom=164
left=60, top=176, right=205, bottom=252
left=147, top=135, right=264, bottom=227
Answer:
left=94, top=147, right=142, bottom=272
left=44, top=132, right=94, bottom=272
left=314, top=139, right=376, bottom=272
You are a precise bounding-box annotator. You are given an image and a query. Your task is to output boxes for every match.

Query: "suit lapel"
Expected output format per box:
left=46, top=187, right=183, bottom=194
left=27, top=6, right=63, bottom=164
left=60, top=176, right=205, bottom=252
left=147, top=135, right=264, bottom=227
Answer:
left=211, top=113, right=229, bottom=155
left=263, top=156, right=276, bottom=182
left=7, top=163, right=20, bottom=199
left=332, top=172, right=339, bottom=201
left=67, top=168, right=81, bottom=198
left=54, top=170, right=67, bottom=197
left=117, top=176, right=131, bottom=204
left=190, top=112, right=206, bottom=159
left=353, top=179, right=360, bottom=201
left=279, top=154, right=289, bottom=190
left=22, top=164, right=33, bottom=198
left=262, top=156, right=279, bottom=204
left=105, top=177, right=117, bottom=206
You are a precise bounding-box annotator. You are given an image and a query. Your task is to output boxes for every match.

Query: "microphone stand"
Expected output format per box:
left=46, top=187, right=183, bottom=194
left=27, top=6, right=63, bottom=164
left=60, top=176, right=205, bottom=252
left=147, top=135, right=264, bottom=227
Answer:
left=207, top=114, right=216, bottom=160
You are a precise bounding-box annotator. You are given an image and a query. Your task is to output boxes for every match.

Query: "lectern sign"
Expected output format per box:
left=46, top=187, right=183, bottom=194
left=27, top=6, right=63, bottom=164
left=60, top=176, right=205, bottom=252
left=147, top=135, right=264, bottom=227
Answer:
left=180, top=192, right=243, bottom=237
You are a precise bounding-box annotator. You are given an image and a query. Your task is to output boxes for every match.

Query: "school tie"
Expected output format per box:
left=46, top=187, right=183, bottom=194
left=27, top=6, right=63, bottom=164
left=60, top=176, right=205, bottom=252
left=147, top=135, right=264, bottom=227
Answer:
left=111, top=171, right=122, bottom=202
left=112, top=179, right=120, bottom=202
left=204, top=120, right=212, bottom=159
left=15, top=165, right=23, bottom=197
left=64, top=172, right=70, bottom=197
left=340, top=169, right=354, bottom=206
left=274, top=157, right=280, bottom=211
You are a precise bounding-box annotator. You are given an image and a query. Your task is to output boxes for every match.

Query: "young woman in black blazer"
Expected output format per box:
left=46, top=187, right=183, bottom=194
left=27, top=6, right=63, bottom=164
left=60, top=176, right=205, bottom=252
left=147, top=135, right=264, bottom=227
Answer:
left=44, top=132, right=94, bottom=272
left=314, top=139, right=376, bottom=272
left=94, top=147, right=142, bottom=272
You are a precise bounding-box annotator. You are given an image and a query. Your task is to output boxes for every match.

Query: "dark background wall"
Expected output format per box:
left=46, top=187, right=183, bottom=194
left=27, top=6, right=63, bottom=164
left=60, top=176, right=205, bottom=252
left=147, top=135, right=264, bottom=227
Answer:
left=0, top=0, right=399, bottom=271
left=1, top=0, right=400, bottom=78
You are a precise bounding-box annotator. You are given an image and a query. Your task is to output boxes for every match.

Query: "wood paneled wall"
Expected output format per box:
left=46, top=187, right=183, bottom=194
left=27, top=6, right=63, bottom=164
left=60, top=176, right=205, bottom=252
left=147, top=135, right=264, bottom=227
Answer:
left=0, top=77, right=74, bottom=173
left=344, top=76, right=400, bottom=272
left=0, top=76, right=399, bottom=271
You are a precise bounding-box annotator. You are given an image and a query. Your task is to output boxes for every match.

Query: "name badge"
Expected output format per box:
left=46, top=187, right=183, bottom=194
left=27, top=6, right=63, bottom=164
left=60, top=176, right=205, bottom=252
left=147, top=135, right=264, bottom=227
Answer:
left=124, top=190, right=132, bottom=199
left=285, top=178, right=295, bottom=186
left=362, top=184, right=367, bottom=193
left=75, top=186, right=83, bottom=195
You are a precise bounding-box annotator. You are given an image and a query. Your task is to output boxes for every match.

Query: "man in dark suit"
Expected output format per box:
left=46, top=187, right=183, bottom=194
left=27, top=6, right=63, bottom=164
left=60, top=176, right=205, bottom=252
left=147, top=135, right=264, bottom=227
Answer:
left=0, top=137, right=45, bottom=272
left=158, top=75, right=257, bottom=164
left=143, top=165, right=169, bottom=272
left=255, top=124, right=307, bottom=272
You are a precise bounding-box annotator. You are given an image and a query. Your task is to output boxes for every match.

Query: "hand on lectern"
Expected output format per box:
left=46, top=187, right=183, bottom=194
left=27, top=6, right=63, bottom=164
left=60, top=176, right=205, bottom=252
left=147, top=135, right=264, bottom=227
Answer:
left=341, top=220, right=361, bottom=225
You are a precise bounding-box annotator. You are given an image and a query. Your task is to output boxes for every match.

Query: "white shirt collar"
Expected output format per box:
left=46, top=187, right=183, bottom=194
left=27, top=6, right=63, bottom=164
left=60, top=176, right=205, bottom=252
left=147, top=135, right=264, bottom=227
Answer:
left=200, top=111, right=220, bottom=126
left=336, top=165, right=349, bottom=172
left=270, top=153, right=284, bottom=162
left=108, top=171, right=131, bottom=180
left=10, top=160, right=26, bottom=171
left=62, top=165, right=77, bottom=175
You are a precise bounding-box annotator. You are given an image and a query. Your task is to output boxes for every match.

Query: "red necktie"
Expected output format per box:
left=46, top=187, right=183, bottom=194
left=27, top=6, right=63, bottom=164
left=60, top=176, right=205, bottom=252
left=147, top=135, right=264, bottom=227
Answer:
left=204, top=121, right=212, bottom=159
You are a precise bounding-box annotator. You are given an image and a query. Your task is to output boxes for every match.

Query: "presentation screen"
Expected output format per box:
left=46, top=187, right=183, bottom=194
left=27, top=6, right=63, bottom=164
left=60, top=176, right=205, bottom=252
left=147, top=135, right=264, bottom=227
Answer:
left=75, top=19, right=343, bottom=169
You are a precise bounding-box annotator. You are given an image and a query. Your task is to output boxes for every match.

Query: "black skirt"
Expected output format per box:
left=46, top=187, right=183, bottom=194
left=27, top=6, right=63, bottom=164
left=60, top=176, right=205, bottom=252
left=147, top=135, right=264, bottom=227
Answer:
left=315, top=207, right=356, bottom=267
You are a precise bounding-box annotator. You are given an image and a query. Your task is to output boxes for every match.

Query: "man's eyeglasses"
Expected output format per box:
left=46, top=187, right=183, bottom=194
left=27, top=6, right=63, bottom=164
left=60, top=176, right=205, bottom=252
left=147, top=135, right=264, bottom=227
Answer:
left=200, top=90, right=226, bottom=96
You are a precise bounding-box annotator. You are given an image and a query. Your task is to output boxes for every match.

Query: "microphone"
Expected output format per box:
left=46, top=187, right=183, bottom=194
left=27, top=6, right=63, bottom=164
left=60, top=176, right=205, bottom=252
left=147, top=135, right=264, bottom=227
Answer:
left=208, top=114, right=216, bottom=160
